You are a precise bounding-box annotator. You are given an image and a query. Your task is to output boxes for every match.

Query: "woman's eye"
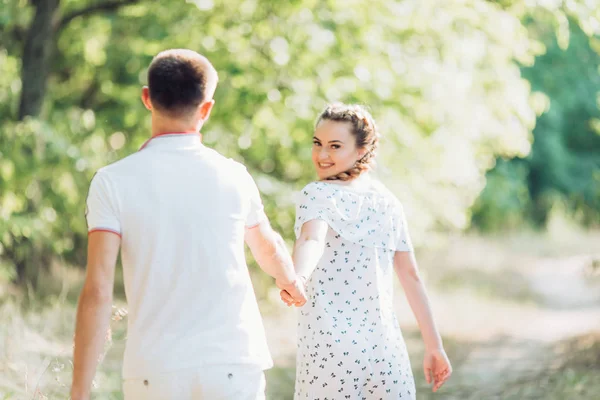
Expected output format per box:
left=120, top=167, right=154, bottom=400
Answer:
left=313, top=142, right=321, bottom=147
left=331, top=144, right=340, bottom=149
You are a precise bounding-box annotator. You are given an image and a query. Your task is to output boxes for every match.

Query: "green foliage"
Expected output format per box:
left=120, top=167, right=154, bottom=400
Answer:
left=525, top=22, right=600, bottom=226
left=471, top=159, right=532, bottom=231
left=473, top=20, right=600, bottom=230
left=0, top=0, right=598, bottom=283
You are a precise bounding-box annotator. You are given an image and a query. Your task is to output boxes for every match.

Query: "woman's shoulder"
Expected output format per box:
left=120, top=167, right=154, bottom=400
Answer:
left=300, top=179, right=376, bottom=195
left=296, top=181, right=332, bottom=203
left=370, top=180, right=403, bottom=206
left=295, top=179, right=408, bottom=249
left=299, top=181, right=330, bottom=194
left=297, top=179, right=401, bottom=212
left=299, top=179, right=395, bottom=201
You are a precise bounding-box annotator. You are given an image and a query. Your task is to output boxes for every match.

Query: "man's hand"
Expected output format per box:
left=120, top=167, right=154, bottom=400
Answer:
left=277, top=277, right=307, bottom=307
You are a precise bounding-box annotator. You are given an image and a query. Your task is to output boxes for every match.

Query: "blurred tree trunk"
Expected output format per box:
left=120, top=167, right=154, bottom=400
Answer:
left=18, top=0, right=61, bottom=120
left=14, top=0, right=60, bottom=284
left=17, top=0, right=140, bottom=120
left=14, top=0, right=139, bottom=285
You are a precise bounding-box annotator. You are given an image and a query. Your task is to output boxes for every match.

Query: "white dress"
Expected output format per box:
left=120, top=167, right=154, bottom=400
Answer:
left=293, top=181, right=416, bottom=400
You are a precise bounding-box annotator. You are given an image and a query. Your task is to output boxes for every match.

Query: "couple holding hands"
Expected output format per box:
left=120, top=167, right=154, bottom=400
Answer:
left=71, top=49, right=451, bottom=400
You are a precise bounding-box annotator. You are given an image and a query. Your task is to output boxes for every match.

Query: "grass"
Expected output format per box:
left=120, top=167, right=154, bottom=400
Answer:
left=432, top=266, right=540, bottom=303
left=0, top=296, right=127, bottom=400
left=1, top=231, right=600, bottom=399
left=263, top=332, right=600, bottom=400
left=439, top=333, right=600, bottom=400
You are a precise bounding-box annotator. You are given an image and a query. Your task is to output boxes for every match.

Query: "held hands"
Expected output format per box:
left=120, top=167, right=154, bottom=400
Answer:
left=279, top=276, right=307, bottom=307
left=277, top=276, right=307, bottom=307
left=423, top=347, right=452, bottom=392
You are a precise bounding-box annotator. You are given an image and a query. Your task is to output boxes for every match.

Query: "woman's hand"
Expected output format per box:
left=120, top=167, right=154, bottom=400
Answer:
left=423, top=347, right=452, bottom=392
left=280, top=276, right=307, bottom=306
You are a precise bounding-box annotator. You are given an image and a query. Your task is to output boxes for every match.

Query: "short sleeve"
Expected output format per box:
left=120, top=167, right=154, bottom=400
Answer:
left=395, top=205, right=413, bottom=252
left=295, top=181, right=412, bottom=251
left=241, top=169, right=267, bottom=228
left=85, top=170, right=121, bottom=236
left=294, top=182, right=331, bottom=239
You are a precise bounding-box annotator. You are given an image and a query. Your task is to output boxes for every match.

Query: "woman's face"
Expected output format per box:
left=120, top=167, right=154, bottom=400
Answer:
left=312, top=120, right=366, bottom=180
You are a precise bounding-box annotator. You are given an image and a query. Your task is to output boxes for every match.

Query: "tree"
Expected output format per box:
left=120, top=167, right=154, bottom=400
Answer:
left=0, top=0, right=598, bottom=286
left=473, top=15, right=600, bottom=230
left=1, top=0, right=142, bottom=284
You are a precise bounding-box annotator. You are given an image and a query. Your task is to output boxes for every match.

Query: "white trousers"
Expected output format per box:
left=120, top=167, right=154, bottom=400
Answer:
left=122, top=364, right=266, bottom=400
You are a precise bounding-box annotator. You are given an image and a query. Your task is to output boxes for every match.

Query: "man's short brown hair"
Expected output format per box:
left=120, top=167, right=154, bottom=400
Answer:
left=147, top=49, right=218, bottom=117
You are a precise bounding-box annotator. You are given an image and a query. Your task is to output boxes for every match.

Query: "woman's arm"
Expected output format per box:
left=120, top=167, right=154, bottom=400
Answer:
left=394, top=250, right=452, bottom=392
left=294, top=219, right=329, bottom=280
left=280, top=219, right=328, bottom=306
left=394, top=251, right=442, bottom=349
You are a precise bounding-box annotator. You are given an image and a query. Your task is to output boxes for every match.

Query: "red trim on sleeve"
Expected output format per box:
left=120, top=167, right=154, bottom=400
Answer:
left=88, top=228, right=122, bottom=238
left=245, top=221, right=262, bottom=229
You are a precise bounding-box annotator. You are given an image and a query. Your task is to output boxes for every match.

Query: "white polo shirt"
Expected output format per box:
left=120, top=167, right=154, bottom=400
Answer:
left=85, top=133, right=273, bottom=379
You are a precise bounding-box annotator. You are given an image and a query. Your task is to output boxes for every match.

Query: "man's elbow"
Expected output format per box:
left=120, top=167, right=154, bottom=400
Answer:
left=80, top=282, right=113, bottom=304
left=273, top=232, right=288, bottom=249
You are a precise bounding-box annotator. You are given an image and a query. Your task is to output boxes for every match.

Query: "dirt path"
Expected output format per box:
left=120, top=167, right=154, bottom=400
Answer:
left=1, top=234, right=598, bottom=399
left=262, top=236, right=600, bottom=399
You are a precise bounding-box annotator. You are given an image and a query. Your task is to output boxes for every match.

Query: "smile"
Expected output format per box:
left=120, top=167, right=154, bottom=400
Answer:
left=319, top=163, right=334, bottom=169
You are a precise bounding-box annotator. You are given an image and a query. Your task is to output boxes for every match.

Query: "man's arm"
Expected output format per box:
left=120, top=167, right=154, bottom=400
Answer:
left=245, top=219, right=306, bottom=306
left=71, top=231, right=120, bottom=400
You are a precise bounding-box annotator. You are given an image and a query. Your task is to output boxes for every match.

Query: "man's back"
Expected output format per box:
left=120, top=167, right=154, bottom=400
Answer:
left=72, top=50, right=304, bottom=400
left=86, top=133, right=272, bottom=378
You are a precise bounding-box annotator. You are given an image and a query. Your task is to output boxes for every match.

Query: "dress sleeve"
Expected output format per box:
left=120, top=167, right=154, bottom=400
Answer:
left=294, top=182, right=334, bottom=239
left=395, top=204, right=413, bottom=252
left=295, top=181, right=410, bottom=251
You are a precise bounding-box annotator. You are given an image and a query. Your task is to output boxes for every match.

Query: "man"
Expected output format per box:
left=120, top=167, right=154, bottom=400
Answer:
left=71, top=49, right=306, bottom=400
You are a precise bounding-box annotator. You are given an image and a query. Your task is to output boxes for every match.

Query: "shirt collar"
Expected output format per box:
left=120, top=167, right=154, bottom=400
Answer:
left=139, top=132, right=203, bottom=151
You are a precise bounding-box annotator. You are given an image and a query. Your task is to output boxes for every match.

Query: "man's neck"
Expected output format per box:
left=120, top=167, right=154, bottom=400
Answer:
left=151, top=114, right=203, bottom=138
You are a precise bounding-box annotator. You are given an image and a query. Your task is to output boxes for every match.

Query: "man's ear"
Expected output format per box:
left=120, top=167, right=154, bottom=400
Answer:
left=198, top=99, right=215, bottom=121
left=141, top=87, right=152, bottom=111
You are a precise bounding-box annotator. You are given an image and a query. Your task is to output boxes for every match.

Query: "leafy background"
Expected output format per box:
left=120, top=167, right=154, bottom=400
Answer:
left=0, top=0, right=599, bottom=399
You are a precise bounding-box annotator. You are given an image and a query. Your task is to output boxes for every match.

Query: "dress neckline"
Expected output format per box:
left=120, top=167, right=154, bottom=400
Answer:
left=315, top=178, right=379, bottom=195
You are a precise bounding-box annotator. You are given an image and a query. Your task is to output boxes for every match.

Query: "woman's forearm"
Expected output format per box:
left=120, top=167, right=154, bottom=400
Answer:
left=293, top=239, right=324, bottom=280
left=293, top=219, right=328, bottom=281
left=293, top=238, right=325, bottom=280
left=396, top=263, right=443, bottom=350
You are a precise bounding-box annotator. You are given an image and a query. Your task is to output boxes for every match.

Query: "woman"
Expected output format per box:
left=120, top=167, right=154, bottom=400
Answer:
left=281, top=103, right=452, bottom=399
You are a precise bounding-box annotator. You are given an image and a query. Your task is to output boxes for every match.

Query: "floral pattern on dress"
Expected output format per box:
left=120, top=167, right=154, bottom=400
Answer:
left=293, top=181, right=416, bottom=400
